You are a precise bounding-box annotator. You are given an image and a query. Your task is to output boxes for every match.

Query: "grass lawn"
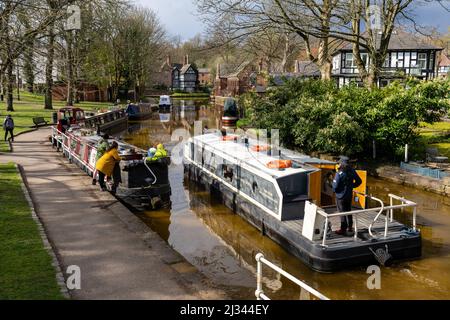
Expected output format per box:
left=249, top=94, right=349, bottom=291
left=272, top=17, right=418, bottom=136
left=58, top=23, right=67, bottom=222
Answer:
left=0, top=163, right=64, bottom=299
left=417, top=122, right=450, bottom=158
left=0, top=140, right=10, bottom=153
left=0, top=90, right=111, bottom=136
left=171, top=92, right=211, bottom=98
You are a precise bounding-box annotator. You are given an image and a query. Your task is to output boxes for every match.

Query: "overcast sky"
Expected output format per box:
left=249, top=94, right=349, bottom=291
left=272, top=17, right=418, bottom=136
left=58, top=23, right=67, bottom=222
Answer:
left=134, top=0, right=449, bottom=40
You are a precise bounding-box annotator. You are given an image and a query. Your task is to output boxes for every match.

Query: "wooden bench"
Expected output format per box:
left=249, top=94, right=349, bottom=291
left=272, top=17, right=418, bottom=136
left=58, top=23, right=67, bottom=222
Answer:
left=33, top=117, right=48, bottom=128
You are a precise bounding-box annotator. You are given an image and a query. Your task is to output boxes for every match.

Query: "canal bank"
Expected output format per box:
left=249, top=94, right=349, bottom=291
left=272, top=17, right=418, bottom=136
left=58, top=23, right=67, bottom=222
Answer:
left=361, top=162, right=450, bottom=196
left=0, top=127, right=226, bottom=300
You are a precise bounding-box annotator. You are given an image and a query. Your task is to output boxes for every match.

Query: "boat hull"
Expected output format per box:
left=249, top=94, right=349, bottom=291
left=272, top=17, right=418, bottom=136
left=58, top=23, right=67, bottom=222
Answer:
left=184, top=162, right=422, bottom=272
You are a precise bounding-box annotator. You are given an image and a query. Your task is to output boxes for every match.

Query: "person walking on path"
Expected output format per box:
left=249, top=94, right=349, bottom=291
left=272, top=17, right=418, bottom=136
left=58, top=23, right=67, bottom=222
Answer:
left=332, top=156, right=362, bottom=237
left=95, top=141, right=122, bottom=194
left=3, top=115, right=14, bottom=142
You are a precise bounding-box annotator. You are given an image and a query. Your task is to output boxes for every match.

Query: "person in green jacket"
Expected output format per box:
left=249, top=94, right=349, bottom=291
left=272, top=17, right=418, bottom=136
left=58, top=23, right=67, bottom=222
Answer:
left=147, top=143, right=168, bottom=162
left=93, top=134, right=110, bottom=185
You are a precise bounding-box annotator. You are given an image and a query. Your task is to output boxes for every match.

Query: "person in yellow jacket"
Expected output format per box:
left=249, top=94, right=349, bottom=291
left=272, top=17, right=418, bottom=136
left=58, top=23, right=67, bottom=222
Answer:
left=96, top=141, right=122, bottom=192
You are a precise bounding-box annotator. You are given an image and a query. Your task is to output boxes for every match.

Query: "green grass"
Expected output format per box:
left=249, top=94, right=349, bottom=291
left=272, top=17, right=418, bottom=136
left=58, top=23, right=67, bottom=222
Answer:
left=419, top=121, right=450, bottom=132
left=171, top=92, right=211, bottom=98
left=0, top=140, right=10, bottom=153
left=0, top=163, right=64, bottom=299
left=0, top=90, right=111, bottom=136
left=415, top=121, right=450, bottom=159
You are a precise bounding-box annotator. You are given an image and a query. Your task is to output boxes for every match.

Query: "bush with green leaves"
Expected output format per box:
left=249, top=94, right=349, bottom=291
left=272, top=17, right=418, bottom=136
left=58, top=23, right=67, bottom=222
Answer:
left=241, top=78, right=450, bottom=159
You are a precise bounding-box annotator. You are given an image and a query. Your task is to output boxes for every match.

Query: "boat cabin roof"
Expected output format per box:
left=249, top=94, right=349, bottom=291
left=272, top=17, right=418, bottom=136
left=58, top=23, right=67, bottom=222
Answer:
left=192, top=133, right=336, bottom=178
left=59, top=107, right=84, bottom=112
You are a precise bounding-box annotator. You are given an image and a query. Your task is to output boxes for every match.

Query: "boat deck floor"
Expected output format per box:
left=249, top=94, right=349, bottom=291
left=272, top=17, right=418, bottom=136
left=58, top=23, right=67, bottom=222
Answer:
left=283, top=207, right=406, bottom=246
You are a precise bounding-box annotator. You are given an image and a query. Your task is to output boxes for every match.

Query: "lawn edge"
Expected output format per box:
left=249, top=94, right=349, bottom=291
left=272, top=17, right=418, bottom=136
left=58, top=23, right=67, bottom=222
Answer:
left=15, top=163, right=71, bottom=299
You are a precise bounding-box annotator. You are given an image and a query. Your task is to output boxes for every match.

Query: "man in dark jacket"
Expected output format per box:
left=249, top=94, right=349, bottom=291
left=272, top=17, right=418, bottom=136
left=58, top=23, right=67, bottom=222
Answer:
left=3, top=115, right=14, bottom=142
left=332, top=156, right=362, bottom=236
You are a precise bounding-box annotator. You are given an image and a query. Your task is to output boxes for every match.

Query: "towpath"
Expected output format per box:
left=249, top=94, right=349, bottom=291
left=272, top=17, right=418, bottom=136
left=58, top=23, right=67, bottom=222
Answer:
left=0, top=127, right=226, bottom=300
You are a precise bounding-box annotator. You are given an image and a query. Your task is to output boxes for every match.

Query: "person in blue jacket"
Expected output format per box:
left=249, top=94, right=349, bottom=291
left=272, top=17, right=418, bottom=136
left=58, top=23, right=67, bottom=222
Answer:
left=332, top=156, right=362, bottom=236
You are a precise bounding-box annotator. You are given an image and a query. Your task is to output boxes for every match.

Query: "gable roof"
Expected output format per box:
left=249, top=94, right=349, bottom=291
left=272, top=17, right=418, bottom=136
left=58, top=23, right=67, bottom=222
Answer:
left=180, top=64, right=197, bottom=74
left=440, top=54, right=450, bottom=67
left=198, top=68, right=210, bottom=73
left=337, top=30, right=443, bottom=53
left=222, top=61, right=252, bottom=78
left=294, top=61, right=321, bottom=77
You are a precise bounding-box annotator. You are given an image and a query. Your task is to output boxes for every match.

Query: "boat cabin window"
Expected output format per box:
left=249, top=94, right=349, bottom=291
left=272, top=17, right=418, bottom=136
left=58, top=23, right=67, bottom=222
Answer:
left=221, top=164, right=233, bottom=182
left=75, top=110, right=85, bottom=121
left=277, top=173, right=308, bottom=202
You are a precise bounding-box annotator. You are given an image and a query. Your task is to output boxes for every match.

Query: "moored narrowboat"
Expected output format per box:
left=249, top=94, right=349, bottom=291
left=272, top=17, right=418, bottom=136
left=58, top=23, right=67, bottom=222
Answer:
left=183, top=133, right=422, bottom=272
left=52, top=126, right=171, bottom=210
left=126, top=103, right=158, bottom=121
left=57, top=106, right=128, bottom=134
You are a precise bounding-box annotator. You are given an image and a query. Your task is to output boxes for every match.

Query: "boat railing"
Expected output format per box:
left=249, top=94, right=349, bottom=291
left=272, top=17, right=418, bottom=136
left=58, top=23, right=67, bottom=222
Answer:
left=316, top=193, right=418, bottom=247
left=255, top=253, right=330, bottom=301
left=51, top=126, right=95, bottom=173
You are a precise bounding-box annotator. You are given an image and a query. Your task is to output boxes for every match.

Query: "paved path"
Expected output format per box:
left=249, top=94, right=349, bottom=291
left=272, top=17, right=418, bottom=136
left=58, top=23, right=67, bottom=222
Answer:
left=0, top=127, right=225, bottom=300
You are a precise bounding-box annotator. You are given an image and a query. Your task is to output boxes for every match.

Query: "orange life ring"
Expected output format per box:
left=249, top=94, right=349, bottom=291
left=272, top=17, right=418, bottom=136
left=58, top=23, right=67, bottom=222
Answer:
left=251, top=145, right=270, bottom=152
left=222, top=135, right=238, bottom=141
left=266, top=160, right=293, bottom=169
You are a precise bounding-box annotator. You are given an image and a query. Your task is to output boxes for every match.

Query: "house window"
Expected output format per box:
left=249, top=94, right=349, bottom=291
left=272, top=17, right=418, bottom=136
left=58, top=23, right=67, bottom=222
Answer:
left=345, top=53, right=355, bottom=68
left=418, top=53, right=427, bottom=69
left=361, top=53, right=369, bottom=68
left=391, top=52, right=397, bottom=68
left=397, top=52, right=404, bottom=68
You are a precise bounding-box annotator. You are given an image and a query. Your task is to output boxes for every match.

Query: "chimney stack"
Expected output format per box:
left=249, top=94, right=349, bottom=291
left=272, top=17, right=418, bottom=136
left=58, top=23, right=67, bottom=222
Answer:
left=166, top=55, right=171, bottom=66
left=184, top=54, right=189, bottom=65
left=216, top=63, right=221, bottom=79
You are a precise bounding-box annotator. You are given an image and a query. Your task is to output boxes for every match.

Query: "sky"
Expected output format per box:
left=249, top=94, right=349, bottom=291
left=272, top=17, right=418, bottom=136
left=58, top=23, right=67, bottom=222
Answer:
left=135, top=0, right=450, bottom=41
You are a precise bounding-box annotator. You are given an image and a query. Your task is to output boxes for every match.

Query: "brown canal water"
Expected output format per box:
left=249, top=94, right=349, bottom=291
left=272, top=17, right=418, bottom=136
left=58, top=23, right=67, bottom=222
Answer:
left=123, top=99, right=450, bottom=300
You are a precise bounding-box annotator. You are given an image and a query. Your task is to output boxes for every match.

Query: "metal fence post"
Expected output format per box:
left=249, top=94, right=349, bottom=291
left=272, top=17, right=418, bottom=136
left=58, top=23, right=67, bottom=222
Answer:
left=255, top=253, right=264, bottom=300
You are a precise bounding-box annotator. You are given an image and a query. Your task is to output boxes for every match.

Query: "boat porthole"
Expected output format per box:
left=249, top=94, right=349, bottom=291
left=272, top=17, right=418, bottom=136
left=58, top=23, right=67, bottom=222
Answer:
left=252, top=181, right=258, bottom=193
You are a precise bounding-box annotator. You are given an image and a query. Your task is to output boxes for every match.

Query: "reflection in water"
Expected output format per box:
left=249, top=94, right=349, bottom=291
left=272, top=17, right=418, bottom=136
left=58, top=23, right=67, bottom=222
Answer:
left=124, top=99, right=450, bottom=300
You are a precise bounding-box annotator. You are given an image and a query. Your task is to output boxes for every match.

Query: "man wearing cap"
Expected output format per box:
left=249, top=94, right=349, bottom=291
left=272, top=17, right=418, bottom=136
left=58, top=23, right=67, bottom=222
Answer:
left=332, top=156, right=362, bottom=236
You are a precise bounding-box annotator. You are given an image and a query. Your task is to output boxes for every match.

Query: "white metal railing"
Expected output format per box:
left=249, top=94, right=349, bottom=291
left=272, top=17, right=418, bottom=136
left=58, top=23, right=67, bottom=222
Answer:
left=51, top=126, right=95, bottom=174
left=317, top=193, right=418, bottom=247
left=255, top=253, right=330, bottom=301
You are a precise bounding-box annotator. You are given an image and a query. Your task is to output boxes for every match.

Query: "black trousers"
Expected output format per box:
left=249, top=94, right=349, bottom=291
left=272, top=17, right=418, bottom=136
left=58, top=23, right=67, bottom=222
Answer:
left=4, top=128, right=13, bottom=141
left=98, top=171, right=106, bottom=189
left=336, top=197, right=353, bottom=230
left=98, top=163, right=121, bottom=192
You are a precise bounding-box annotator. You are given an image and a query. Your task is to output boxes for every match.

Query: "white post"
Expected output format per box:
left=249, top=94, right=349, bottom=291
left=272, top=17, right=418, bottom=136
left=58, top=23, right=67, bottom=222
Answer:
left=255, top=253, right=264, bottom=300
left=322, top=217, right=328, bottom=247
left=384, top=213, right=389, bottom=238
left=413, top=206, right=417, bottom=231
left=405, top=144, right=409, bottom=163
left=390, top=195, right=394, bottom=222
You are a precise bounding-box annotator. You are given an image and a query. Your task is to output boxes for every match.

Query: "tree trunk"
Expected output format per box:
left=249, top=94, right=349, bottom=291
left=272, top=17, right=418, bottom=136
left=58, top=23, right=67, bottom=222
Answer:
left=6, top=60, right=14, bottom=112
left=365, top=59, right=379, bottom=88
left=16, top=62, right=21, bottom=101
left=320, top=62, right=332, bottom=81
left=45, top=26, right=55, bottom=110
left=23, top=20, right=35, bottom=93
left=24, top=47, right=35, bottom=93
left=66, top=31, right=75, bottom=106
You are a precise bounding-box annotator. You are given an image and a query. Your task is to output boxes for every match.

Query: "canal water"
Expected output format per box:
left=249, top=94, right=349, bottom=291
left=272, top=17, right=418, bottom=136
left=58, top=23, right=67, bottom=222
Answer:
left=123, top=99, right=450, bottom=300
